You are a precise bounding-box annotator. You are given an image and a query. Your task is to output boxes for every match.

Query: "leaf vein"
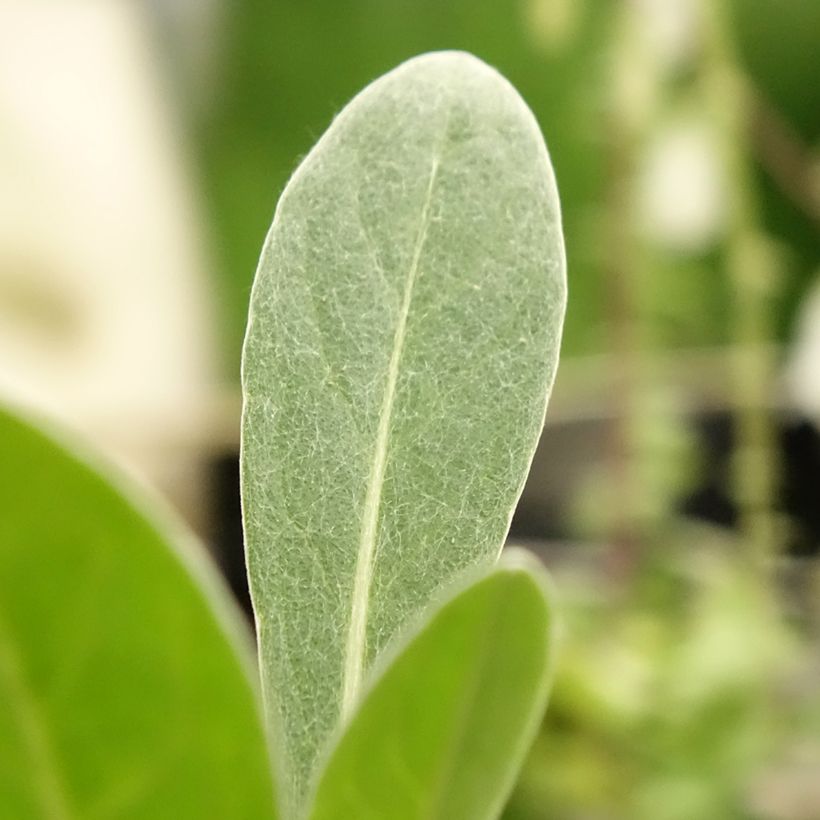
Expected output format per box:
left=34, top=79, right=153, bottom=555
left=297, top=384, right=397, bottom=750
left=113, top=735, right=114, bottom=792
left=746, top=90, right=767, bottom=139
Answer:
left=340, top=154, right=441, bottom=717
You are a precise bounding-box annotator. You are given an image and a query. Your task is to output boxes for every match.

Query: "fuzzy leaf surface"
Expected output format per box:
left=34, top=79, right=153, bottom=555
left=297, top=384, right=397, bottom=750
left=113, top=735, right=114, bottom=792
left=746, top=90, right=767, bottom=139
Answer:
left=241, top=50, right=566, bottom=811
left=0, top=407, right=277, bottom=819
left=307, top=554, right=556, bottom=820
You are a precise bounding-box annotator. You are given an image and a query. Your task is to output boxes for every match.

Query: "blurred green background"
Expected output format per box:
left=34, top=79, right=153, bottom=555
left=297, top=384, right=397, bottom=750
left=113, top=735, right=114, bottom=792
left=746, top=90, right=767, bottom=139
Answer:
left=1, top=1, right=818, bottom=817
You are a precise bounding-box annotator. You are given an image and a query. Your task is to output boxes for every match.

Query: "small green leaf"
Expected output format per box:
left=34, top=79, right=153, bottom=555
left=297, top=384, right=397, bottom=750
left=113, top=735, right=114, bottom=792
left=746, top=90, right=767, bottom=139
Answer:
left=0, top=406, right=277, bottom=819
left=241, top=50, right=566, bottom=811
left=307, top=552, right=557, bottom=820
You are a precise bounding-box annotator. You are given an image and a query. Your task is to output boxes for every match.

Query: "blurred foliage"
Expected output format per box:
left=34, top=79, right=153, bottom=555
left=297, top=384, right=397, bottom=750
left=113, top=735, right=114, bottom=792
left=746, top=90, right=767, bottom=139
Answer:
left=731, top=0, right=820, bottom=340
left=505, top=533, right=820, bottom=820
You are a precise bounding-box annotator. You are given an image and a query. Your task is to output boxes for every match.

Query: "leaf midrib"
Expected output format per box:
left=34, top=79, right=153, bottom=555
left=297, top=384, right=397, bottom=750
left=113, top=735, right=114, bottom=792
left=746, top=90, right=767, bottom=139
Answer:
left=340, top=155, right=441, bottom=717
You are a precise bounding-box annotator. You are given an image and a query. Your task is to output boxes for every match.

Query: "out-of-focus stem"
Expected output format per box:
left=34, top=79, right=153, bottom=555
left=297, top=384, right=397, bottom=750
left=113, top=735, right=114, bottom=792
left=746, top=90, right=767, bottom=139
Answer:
left=603, top=1, right=650, bottom=579
left=700, top=0, right=780, bottom=565
left=749, top=87, right=820, bottom=230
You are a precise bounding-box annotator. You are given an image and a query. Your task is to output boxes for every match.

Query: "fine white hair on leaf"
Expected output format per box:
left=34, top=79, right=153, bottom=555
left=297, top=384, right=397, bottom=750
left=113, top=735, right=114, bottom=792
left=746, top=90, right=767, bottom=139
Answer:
left=240, top=49, right=566, bottom=817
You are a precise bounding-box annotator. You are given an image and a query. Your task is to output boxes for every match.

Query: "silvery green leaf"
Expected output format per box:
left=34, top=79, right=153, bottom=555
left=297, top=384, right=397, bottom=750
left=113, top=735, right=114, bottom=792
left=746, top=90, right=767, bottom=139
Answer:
left=307, top=553, right=557, bottom=820
left=241, top=50, right=566, bottom=813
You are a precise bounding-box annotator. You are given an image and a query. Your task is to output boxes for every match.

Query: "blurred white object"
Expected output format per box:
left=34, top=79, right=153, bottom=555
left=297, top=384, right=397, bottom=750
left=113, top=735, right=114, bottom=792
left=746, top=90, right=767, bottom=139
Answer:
left=786, top=272, right=820, bottom=423
left=640, top=119, right=728, bottom=252
left=636, top=0, right=700, bottom=71
left=0, top=1, right=217, bottom=527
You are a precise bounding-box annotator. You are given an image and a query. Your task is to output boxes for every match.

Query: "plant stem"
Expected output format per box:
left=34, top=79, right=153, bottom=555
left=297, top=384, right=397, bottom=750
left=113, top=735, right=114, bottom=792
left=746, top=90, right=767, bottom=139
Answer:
left=603, top=1, right=650, bottom=580
left=699, top=0, right=780, bottom=566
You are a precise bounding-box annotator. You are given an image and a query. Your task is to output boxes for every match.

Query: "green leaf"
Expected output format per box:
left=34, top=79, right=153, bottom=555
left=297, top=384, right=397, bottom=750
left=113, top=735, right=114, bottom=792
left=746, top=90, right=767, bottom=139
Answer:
left=0, top=406, right=277, bottom=819
left=241, top=50, right=566, bottom=811
left=307, top=552, right=557, bottom=820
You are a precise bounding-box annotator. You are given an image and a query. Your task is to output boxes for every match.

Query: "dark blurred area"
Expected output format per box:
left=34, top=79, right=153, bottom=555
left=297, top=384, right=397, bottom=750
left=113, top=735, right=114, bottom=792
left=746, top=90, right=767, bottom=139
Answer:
left=1, top=1, right=819, bottom=817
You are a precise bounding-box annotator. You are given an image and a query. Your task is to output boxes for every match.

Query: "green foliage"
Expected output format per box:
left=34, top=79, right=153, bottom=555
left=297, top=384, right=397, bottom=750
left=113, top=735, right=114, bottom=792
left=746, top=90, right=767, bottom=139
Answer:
left=1, top=51, right=565, bottom=820
left=241, top=51, right=565, bottom=815
left=0, top=407, right=277, bottom=819
left=506, top=537, right=815, bottom=820
left=308, top=555, right=555, bottom=820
